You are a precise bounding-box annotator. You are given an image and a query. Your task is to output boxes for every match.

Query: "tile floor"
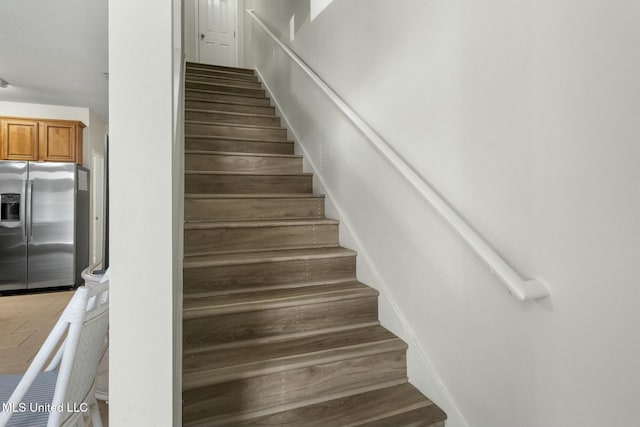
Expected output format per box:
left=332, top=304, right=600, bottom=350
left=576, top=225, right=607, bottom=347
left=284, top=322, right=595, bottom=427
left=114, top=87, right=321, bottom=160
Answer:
left=0, top=289, right=108, bottom=425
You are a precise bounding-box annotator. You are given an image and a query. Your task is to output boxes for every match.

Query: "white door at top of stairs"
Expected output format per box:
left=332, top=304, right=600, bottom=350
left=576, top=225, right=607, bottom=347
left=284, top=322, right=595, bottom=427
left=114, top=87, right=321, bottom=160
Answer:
left=198, top=0, right=238, bottom=67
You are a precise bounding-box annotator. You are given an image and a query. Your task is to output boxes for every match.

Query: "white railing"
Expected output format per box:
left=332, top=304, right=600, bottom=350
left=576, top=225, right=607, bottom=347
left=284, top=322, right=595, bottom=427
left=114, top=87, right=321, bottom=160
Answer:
left=247, top=10, right=549, bottom=301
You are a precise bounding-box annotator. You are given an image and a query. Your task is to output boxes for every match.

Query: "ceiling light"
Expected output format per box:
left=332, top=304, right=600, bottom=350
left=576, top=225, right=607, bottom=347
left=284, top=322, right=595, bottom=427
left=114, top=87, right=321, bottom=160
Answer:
left=0, top=77, right=9, bottom=88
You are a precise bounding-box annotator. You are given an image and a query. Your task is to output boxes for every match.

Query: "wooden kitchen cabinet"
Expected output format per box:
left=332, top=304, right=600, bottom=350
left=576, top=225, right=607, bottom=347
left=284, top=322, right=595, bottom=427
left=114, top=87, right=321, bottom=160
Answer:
left=0, top=116, right=85, bottom=164
left=0, top=118, right=39, bottom=161
left=39, top=121, right=84, bottom=163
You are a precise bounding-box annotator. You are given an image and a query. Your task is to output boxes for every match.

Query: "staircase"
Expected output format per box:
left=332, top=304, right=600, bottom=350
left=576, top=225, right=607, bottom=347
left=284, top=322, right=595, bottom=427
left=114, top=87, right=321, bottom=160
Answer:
left=182, top=61, right=447, bottom=427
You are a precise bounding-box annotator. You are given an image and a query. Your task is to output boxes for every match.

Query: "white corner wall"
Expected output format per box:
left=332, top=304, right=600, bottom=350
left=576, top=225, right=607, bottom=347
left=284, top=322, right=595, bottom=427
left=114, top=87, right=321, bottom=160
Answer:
left=245, top=1, right=640, bottom=426
left=109, top=0, right=182, bottom=424
left=184, top=0, right=198, bottom=62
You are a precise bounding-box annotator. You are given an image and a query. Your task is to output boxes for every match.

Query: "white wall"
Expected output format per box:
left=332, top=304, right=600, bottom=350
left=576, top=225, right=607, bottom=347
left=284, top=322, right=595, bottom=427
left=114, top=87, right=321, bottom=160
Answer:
left=245, top=1, right=640, bottom=426
left=184, top=0, right=198, bottom=62
left=0, top=100, right=107, bottom=264
left=109, top=0, right=182, bottom=424
left=0, top=101, right=90, bottom=124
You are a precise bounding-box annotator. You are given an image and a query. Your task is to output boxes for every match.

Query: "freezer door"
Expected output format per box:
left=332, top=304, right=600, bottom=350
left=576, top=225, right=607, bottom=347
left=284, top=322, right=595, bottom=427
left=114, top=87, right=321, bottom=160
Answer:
left=27, top=162, right=76, bottom=289
left=0, top=161, right=28, bottom=291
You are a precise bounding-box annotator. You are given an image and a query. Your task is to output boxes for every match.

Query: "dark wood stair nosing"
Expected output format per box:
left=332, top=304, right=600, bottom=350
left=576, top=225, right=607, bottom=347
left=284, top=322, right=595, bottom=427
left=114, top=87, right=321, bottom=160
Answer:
left=183, top=277, right=356, bottom=299
left=185, top=134, right=293, bottom=144
left=185, top=97, right=272, bottom=108
left=184, top=170, right=312, bottom=176
left=184, top=243, right=341, bottom=259
left=185, top=108, right=278, bottom=120
left=185, top=95, right=271, bottom=107
left=184, top=193, right=324, bottom=199
left=184, top=150, right=301, bottom=159
left=186, top=70, right=259, bottom=82
left=186, top=74, right=262, bottom=86
left=183, top=218, right=339, bottom=229
left=185, top=88, right=267, bottom=100
left=186, top=62, right=255, bottom=74
left=185, top=120, right=285, bottom=131
left=186, top=79, right=263, bottom=90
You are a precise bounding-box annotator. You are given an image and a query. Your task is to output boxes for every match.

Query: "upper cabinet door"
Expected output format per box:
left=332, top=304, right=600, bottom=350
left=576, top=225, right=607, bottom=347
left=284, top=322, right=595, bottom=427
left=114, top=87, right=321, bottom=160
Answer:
left=1, top=119, right=40, bottom=161
left=39, top=121, right=77, bottom=163
left=0, top=117, right=85, bottom=164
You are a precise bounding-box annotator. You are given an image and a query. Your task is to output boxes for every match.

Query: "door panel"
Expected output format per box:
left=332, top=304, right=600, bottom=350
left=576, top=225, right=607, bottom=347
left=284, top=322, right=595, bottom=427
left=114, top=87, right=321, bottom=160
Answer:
left=2, top=119, right=39, bottom=161
left=0, top=161, right=28, bottom=290
left=39, top=122, right=76, bottom=162
left=198, top=0, right=237, bottom=66
left=27, top=162, right=76, bottom=289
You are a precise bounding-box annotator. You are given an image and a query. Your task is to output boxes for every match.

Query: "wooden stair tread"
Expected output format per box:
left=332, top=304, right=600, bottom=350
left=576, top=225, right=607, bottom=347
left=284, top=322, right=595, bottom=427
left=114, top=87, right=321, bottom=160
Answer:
left=186, top=71, right=259, bottom=82
left=184, top=277, right=355, bottom=298
left=218, top=383, right=444, bottom=427
left=185, top=134, right=293, bottom=144
left=184, top=150, right=300, bottom=159
left=186, top=70, right=257, bottom=79
left=185, top=120, right=283, bottom=131
left=184, top=247, right=357, bottom=269
left=185, top=95, right=268, bottom=106
left=185, top=170, right=312, bottom=176
left=186, top=75, right=262, bottom=87
left=186, top=88, right=266, bottom=100
left=183, top=325, right=402, bottom=389
left=183, top=281, right=378, bottom=318
left=184, top=218, right=338, bottom=229
left=186, top=61, right=255, bottom=74
left=185, top=108, right=276, bottom=119
left=186, top=79, right=262, bottom=90
left=184, top=193, right=324, bottom=199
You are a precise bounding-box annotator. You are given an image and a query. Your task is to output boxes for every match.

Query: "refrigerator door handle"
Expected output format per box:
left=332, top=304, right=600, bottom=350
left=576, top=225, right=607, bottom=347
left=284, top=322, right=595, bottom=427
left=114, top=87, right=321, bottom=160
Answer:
left=27, top=180, right=34, bottom=242
left=22, top=179, right=28, bottom=241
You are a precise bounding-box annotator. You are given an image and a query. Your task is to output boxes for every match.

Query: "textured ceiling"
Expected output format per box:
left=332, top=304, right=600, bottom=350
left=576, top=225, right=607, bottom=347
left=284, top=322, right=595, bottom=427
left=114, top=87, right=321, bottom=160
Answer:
left=0, top=0, right=108, bottom=121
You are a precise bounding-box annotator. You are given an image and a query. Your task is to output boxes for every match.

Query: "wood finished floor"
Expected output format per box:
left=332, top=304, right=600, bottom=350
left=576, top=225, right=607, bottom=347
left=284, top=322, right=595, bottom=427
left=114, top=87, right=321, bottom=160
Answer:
left=0, top=289, right=108, bottom=426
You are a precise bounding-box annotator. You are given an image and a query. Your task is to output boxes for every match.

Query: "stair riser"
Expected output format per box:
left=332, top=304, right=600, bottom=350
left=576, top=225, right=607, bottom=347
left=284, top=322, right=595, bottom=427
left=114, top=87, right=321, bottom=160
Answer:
left=185, top=123, right=287, bottom=140
left=185, top=174, right=312, bottom=194
left=183, top=256, right=356, bottom=294
left=186, top=69, right=259, bottom=82
left=183, top=296, right=378, bottom=350
left=185, top=197, right=325, bottom=221
left=186, top=100, right=275, bottom=115
left=186, top=75, right=263, bottom=89
left=186, top=90, right=271, bottom=106
left=186, top=81, right=266, bottom=97
left=186, top=110, right=280, bottom=127
left=184, top=224, right=339, bottom=256
left=185, top=153, right=301, bottom=173
left=187, top=63, right=255, bottom=75
left=185, top=138, right=294, bottom=155
left=182, top=350, right=407, bottom=425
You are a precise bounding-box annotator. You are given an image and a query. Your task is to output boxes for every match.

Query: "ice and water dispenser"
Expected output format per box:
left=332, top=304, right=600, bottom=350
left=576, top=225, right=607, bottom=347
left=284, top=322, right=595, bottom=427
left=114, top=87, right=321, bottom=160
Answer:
left=1, top=193, right=20, bottom=222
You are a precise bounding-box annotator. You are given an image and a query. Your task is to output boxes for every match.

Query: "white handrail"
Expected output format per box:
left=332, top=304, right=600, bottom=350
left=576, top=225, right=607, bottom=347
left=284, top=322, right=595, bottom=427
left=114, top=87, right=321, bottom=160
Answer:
left=247, top=10, right=549, bottom=301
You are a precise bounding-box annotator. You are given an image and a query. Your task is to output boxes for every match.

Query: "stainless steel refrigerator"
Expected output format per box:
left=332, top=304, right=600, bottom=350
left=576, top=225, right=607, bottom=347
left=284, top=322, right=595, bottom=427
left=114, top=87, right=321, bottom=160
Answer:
left=0, top=161, right=89, bottom=291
